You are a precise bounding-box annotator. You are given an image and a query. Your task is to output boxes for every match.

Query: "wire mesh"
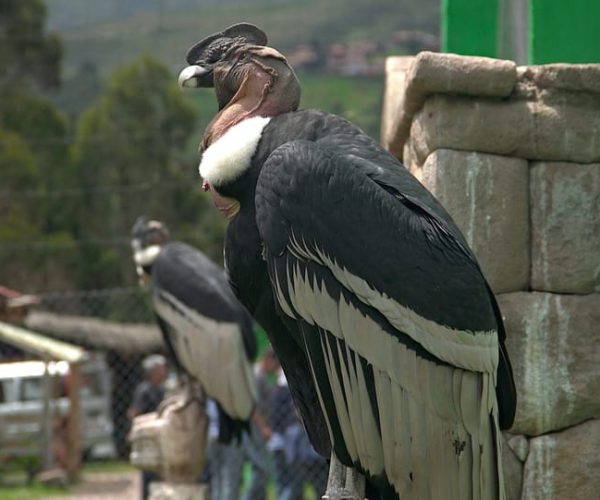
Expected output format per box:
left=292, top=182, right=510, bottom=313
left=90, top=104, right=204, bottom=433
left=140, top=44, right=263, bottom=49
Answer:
left=1, top=1, right=441, bottom=496
left=0, top=287, right=329, bottom=498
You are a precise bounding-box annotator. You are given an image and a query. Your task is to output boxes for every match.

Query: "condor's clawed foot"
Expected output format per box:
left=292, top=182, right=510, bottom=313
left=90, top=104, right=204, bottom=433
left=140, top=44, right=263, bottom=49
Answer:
left=158, top=375, right=203, bottom=414
left=322, top=453, right=366, bottom=500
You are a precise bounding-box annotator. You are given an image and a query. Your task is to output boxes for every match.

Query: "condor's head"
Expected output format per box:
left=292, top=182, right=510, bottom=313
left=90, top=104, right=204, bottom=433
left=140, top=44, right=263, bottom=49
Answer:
left=178, top=23, right=300, bottom=150
left=178, top=23, right=300, bottom=217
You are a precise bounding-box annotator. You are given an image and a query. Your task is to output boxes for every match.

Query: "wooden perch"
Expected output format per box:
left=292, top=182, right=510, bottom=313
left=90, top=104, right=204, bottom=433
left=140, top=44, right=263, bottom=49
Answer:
left=24, top=311, right=163, bottom=354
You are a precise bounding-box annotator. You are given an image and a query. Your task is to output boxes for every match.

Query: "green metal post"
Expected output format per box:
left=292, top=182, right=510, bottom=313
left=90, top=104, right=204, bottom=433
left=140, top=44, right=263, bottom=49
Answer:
left=442, top=0, right=500, bottom=57
left=529, top=0, right=600, bottom=64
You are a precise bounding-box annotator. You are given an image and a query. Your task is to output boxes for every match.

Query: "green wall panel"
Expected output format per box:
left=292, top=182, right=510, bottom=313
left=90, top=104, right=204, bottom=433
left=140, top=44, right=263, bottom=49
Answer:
left=529, top=0, right=600, bottom=64
left=442, top=0, right=499, bottom=57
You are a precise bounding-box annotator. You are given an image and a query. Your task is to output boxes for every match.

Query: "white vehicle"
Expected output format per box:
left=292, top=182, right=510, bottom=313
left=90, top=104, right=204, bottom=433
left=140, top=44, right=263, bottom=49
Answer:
left=0, top=353, right=116, bottom=474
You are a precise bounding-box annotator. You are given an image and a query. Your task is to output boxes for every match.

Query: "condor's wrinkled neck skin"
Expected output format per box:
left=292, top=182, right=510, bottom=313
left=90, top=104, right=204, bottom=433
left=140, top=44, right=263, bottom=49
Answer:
left=200, top=48, right=300, bottom=153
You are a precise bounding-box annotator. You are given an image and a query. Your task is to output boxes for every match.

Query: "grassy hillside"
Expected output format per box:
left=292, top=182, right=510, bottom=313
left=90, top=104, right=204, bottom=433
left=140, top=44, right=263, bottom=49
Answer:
left=48, top=0, right=435, bottom=143
left=49, top=0, right=438, bottom=77
left=46, top=0, right=277, bottom=30
left=182, top=72, right=383, bottom=159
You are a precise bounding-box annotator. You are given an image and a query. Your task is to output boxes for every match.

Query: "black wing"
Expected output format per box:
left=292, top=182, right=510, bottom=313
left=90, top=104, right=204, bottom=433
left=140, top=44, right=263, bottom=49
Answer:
left=255, top=137, right=515, bottom=499
left=151, top=242, right=257, bottom=423
left=224, top=211, right=332, bottom=457
left=153, top=242, right=256, bottom=360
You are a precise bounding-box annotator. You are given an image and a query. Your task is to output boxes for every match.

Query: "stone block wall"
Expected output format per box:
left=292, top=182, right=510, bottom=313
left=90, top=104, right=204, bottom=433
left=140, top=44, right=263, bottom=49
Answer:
left=381, top=52, right=600, bottom=500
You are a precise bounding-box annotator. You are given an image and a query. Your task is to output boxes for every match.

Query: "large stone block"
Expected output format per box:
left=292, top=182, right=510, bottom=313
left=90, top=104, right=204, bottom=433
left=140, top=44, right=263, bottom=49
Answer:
left=409, top=94, right=600, bottom=165
left=497, top=292, right=600, bottom=436
left=405, top=51, right=517, bottom=104
left=502, top=433, right=524, bottom=500
left=530, top=162, right=600, bottom=293
left=521, top=419, right=600, bottom=500
left=506, top=433, right=529, bottom=463
left=419, top=149, right=529, bottom=293
left=402, top=138, right=418, bottom=173
left=381, top=57, right=414, bottom=154
left=382, top=52, right=516, bottom=159
left=531, top=102, right=600, bottom=163
left=522, top=63, right=600, bottom=94
left=410, top=95, right=533, bottom=166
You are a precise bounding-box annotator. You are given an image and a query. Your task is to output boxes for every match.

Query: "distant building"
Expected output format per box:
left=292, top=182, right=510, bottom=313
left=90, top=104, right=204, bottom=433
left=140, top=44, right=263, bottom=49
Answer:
left=286, top=44, right=320, bottom=71
left=0, top=285, right=39, bottom=324
left=327, top=41, right=383, bottom=76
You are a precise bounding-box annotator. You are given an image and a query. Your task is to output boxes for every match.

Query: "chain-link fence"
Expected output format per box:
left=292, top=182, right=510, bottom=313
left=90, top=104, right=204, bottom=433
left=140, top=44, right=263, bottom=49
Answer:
left=0, top=287, right=328, bottom=498
left=1, top=2, right=441, bottom=496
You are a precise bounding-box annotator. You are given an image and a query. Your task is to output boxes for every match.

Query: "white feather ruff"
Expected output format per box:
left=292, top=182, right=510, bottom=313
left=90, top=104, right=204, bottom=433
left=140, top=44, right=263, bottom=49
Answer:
left=199, top=116, right=272, bottom=187
left=133, top=245, right=162, bottom=266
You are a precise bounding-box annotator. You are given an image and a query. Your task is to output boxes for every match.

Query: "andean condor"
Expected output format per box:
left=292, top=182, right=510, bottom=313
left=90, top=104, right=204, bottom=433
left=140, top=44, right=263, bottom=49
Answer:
left=178, top=23, right=517, bottom=500
left=131, top=216, right=257, bottom=442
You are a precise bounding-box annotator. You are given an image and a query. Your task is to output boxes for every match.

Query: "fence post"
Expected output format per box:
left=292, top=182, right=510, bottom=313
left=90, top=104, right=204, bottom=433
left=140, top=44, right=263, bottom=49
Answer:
left=66, top=361, right=82, bottom=480
left=41, top=359, right=54, bottom=470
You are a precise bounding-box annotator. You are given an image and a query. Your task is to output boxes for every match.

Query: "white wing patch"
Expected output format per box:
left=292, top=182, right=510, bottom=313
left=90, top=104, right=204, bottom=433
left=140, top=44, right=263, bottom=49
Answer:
left=199, top=116, right=271, bottom=187
left=287, top=239, right=499, bottom=373
left=154, top=290, right=256, bottom=420
left=276, top=254, right=505, bottom=499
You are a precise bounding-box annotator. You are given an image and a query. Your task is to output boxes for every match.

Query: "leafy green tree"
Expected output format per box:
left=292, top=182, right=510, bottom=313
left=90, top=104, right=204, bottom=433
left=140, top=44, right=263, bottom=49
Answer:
left=0, top=129, right=77, bottom=290
left=53, top=61, right=103, bottom=118
left=0, top=0, right=62, bottom=88
left=72, top=55, right=219, bottom=288
left=0, top=3, right=226, bottom=293
left=0, top=0, right=62, bottom=90
left=0, top=129, right=39, bottom=193
left=0, top=0, right=69, bottom=197
left=0, top=0, right=69, bottom=212
left=0, top=1, right=78, bottom=291
left=0, top=88, right=74, bottom=228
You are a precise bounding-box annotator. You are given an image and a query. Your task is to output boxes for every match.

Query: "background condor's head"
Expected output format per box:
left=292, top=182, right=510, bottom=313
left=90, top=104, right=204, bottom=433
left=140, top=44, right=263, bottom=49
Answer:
left=131, top=216, right=169, bottom=282
left=178, top=23, right=300, bottom=122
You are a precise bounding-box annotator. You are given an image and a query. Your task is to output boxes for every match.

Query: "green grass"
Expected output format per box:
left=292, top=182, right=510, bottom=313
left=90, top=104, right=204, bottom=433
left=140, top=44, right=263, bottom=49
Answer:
left=0, top=458, right=68, bottom=499
left=299, top=73, right=384, bottom=139
left=0, top=459, right=320, bottom=499
left=0, top=482, right=68, bottom=499
left=240, top=462, right=319, bottom=500
left=182, top=72, right=384, bottom=161
left=49, top=0, right=431, bottom=147
left=0, top=460, right=134, bottom=499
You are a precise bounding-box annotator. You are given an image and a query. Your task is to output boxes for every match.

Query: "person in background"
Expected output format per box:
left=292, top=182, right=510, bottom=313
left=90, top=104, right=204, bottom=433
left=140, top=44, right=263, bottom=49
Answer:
left=283, top=409, right=328, bottom=499
left=241, top=348, right=280, bottom=500
left=269, top=371, right=328, bottom=500
left=268, top=371, right=298, bottom=500
left=128, top=354, right=168, bottom=500
left=204, top=398, right=245, bottom=500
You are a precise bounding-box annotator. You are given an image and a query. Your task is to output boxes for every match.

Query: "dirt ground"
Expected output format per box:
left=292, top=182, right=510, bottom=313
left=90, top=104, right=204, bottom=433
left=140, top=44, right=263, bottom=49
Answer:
left=53, top=470, right=140, bottom=500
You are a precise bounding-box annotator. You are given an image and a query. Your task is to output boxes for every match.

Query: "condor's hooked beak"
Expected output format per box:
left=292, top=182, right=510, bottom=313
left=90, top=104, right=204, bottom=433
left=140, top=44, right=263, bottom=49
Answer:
left=178, top=64, right=212, bottom=88
left=178, top=23, right=268, bottom=89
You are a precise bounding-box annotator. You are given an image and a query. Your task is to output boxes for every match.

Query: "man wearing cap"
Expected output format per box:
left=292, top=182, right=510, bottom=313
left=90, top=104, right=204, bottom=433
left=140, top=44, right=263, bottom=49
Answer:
left=128, top=354, right=169, bottom=499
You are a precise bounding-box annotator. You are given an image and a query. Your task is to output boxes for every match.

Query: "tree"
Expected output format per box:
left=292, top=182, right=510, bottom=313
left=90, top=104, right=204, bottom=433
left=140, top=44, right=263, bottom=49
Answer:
left=72, top=55, right=219, bottom=288
left=53, top=61, right=103, bottom=118
left=0, top=1, right=77, bottom=291
left=0, top=3, right=225, bottom=293
left=0, top=128, right=78, bottom=290
left=0, top=0, right=69, bottom=207
left=0, top=0, right=62, bottom=90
